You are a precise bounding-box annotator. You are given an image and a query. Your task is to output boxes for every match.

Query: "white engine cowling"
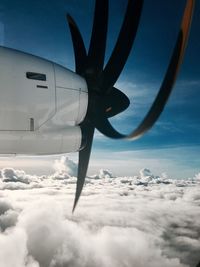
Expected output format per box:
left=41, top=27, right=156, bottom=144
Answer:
left=0, top=46, right=88, bottom=155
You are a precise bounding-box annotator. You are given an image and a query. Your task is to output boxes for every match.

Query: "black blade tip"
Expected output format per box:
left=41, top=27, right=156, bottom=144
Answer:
left=72, top=202, right=77, bottom=214
left=66, top=13, right=74, bottom=25
left=72, top=194, right=80, bottom=213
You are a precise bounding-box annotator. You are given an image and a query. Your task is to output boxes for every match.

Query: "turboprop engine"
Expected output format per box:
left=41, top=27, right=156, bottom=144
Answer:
left=0, top=46, right=88, bottom=154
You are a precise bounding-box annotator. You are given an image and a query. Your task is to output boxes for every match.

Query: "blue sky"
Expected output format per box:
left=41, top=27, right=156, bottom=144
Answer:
left=0, top=0, right=199, bottom=178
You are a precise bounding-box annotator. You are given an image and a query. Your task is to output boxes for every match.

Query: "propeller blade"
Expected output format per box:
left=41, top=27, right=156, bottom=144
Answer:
left=178, top=0, right=195, bottom=68
left=98, top=0, right=143, bottom=92
left=68, top=0, right=195, bottom=211
left=66, top=14, right=87, bottom=75
left=72, top=124, right=95, bottom=212
left=93, top=0, right=195, bottom=140
left=92, top=111, right=124, bottom=139
left=87, top=0, right=108, bottom=73
left=105, top=87, right=130, bottom=118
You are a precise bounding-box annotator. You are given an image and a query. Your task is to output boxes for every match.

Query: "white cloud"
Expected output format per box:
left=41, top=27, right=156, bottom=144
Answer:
left=2, top=168, right=31, bottom=184
left=90, top=169, right=114, bottom=180
left=0, top=226, right=39, bottom=267
left=0, top=156, right=200, bottom=267
left=194, top=173, right=200, bottom=181
left=90, top=146, right=200, bottom=179
left=53, top=156, right=77, bottom=178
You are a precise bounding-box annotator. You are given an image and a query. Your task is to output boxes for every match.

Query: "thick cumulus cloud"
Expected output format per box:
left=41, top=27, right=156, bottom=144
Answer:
left=90, top=169, right=114, bottom=179
left=0, top=156, right=200, bottom=267
left=53, top=156, right=77, bottom=179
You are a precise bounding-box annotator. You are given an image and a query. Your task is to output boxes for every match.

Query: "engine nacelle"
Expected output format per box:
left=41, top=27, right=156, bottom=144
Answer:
left=0, top=46, right=88, bottom=154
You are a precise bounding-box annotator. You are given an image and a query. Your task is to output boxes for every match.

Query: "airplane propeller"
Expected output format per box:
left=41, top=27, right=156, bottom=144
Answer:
left=67, top=0, right=195, bottom=211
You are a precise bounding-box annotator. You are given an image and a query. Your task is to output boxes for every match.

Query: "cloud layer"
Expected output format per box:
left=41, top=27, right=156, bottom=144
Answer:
left=0, top=156, right=200, bottom=267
